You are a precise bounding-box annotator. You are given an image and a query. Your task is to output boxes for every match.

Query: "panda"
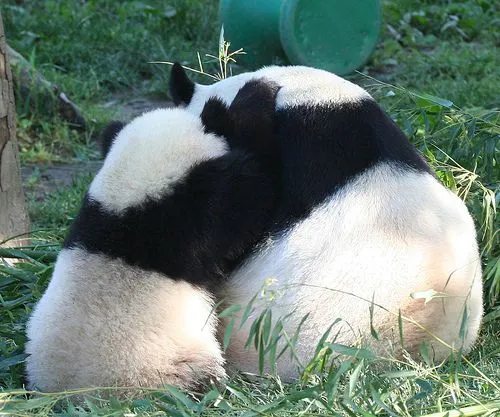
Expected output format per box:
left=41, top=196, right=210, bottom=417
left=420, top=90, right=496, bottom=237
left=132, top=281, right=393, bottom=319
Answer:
left=24, top=81, right=282, bottom=392
left=170, top=64, right=483, bottom=380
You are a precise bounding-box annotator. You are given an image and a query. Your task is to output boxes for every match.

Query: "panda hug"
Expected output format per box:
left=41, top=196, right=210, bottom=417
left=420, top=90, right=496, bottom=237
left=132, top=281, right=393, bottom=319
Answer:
left=26, top=65, right=483, bottom=391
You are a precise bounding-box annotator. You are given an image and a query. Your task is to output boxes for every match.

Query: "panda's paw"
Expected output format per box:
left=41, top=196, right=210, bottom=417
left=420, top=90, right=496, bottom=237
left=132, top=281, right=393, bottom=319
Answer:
left=168, top=352, right=227, bottom=390
left=199, top=78, right=280, bottom=159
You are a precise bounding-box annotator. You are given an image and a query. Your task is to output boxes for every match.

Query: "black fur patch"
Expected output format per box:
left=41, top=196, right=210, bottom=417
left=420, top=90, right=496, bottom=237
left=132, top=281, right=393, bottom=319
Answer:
left=202, top=79, right=280, bottom=162
left=270, top=98, right=432, bottom=229
left=64, top=151, right=278, bottom=289
left=200, top=97, right=230, bottom=137
left=169, top=63, right=195, bottom=106
left=100, top=121, right=126, bottom=158
left=200, top=84, right=431, bottom=233
left=201, top=79, right=282, bottom=195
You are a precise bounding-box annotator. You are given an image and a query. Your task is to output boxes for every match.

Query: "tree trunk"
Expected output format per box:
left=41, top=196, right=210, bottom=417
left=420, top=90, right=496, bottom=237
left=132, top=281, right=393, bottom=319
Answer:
left=0, top=13, right=29, bottom=245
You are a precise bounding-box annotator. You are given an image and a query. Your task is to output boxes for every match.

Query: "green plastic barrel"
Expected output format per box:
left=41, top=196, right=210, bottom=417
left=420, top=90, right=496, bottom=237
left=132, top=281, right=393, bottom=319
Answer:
left=219, top=0, right=381, bottom=75
left=219, top=0, right=288, bottom=68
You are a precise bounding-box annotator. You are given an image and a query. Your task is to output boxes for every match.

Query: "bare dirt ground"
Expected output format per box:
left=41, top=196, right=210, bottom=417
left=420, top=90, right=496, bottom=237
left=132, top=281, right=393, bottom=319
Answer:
left=22, top=161, right=102, bottom=200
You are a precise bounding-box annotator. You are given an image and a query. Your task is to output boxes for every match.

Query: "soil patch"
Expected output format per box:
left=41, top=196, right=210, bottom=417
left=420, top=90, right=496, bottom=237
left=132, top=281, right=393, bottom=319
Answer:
left=22, top=161, right=102, bottom=200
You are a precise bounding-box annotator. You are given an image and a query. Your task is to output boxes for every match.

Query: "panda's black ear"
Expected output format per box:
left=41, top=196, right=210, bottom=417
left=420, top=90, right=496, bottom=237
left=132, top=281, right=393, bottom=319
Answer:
left=201, top=97, right=234, bottom=140
left=169, top=63, right=195, bottom=106
left=228, top=79, right=279, bottom=154
left=100, top=121, right=125, bottom=158
left=229, top=79, right=279, bottom=130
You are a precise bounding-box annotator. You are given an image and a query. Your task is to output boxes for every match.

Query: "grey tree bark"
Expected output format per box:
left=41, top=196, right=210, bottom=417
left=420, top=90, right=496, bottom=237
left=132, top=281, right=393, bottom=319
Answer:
left=0, top=13, right=29, bottom=245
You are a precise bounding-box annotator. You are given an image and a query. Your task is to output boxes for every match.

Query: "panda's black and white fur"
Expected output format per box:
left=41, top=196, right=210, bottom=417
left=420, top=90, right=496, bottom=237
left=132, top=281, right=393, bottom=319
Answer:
left=170, top=64, right=483, bottom=380
left=25, top=82, right=282, bottom=391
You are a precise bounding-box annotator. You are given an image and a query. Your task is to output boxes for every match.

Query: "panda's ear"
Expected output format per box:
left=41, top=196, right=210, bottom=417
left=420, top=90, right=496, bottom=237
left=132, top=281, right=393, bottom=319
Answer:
left=201, top=97, right=234, bottom=139
left=229, top=79, right=279, bottom=132
left=228, top=79, right=279, bottom=153
left=169, top=63, right=195, bottom=106
left=99, top=121, right=125, bottom=158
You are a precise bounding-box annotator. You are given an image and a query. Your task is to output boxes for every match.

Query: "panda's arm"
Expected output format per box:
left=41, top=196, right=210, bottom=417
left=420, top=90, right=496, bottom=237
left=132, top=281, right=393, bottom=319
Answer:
left=171, top=149, right=279, bottom=287
left=62, top=149, right=277, bottom=290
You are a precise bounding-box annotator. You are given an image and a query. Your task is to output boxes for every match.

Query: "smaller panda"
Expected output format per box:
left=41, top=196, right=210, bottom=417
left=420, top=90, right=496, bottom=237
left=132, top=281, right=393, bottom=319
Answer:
left=25, top=81, right=281, bottom=392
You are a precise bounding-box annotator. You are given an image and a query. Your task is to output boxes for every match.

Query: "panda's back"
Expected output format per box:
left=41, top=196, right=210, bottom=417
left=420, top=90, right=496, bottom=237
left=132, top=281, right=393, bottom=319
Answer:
left=272, top=95, right=431, bottom=229
left=179, top=65, right=482, bottom=378
left=191, top=66, right=431, bottom=231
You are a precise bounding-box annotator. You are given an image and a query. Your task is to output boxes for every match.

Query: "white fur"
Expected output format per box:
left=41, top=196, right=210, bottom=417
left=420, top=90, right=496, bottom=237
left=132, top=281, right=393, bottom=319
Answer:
left=221, top=163, right=482, bottom=380
left=25, top=248, right=225, bottom=391
left=187, top=66, right=371, bottom=115
left=89, top=108, right=228, bottom=213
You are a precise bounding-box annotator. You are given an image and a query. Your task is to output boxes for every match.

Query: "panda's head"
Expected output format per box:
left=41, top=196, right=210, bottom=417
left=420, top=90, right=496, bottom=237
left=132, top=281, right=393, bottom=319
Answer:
left=169, top=63, right=371, bottom=115
left=90, top=108, right=229, bottom=213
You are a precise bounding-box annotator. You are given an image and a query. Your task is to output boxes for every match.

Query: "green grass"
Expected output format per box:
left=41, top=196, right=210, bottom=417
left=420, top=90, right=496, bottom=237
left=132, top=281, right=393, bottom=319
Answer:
left=368, top=0, right=499, bottom=108
left=2, top=0, right=498, bottom=162
left=2, top=0, right=219, bottom=100
left=0, top=0, right=499, bottom=415
left=2, top=0, right=220, bottom=162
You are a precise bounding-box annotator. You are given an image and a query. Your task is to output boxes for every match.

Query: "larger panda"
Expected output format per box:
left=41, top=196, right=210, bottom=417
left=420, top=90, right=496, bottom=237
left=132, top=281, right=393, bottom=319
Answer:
left=25, top=81, right=282, bottom=391
left=170, top=64, right=483, bottom=380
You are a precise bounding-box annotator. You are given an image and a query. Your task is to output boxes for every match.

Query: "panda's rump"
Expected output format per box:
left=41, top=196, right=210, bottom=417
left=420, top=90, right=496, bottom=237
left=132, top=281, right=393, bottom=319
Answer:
left=25, top=248, right=224, bottom=391
left=223, top=163, right=482, bottom=377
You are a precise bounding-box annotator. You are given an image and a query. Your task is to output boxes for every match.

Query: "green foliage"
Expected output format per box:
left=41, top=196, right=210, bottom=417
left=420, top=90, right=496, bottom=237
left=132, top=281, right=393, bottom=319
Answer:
left=26, top=174, right=93, bottom=235
left=1, top=0, right=220, bottom=162
left=2, top=0, right=219, bottom=102
left=17, top=117, right=99, bottom=164
left=368, top=0, right=500, bottom=108
left=0, top=246, right=57, bottom=389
